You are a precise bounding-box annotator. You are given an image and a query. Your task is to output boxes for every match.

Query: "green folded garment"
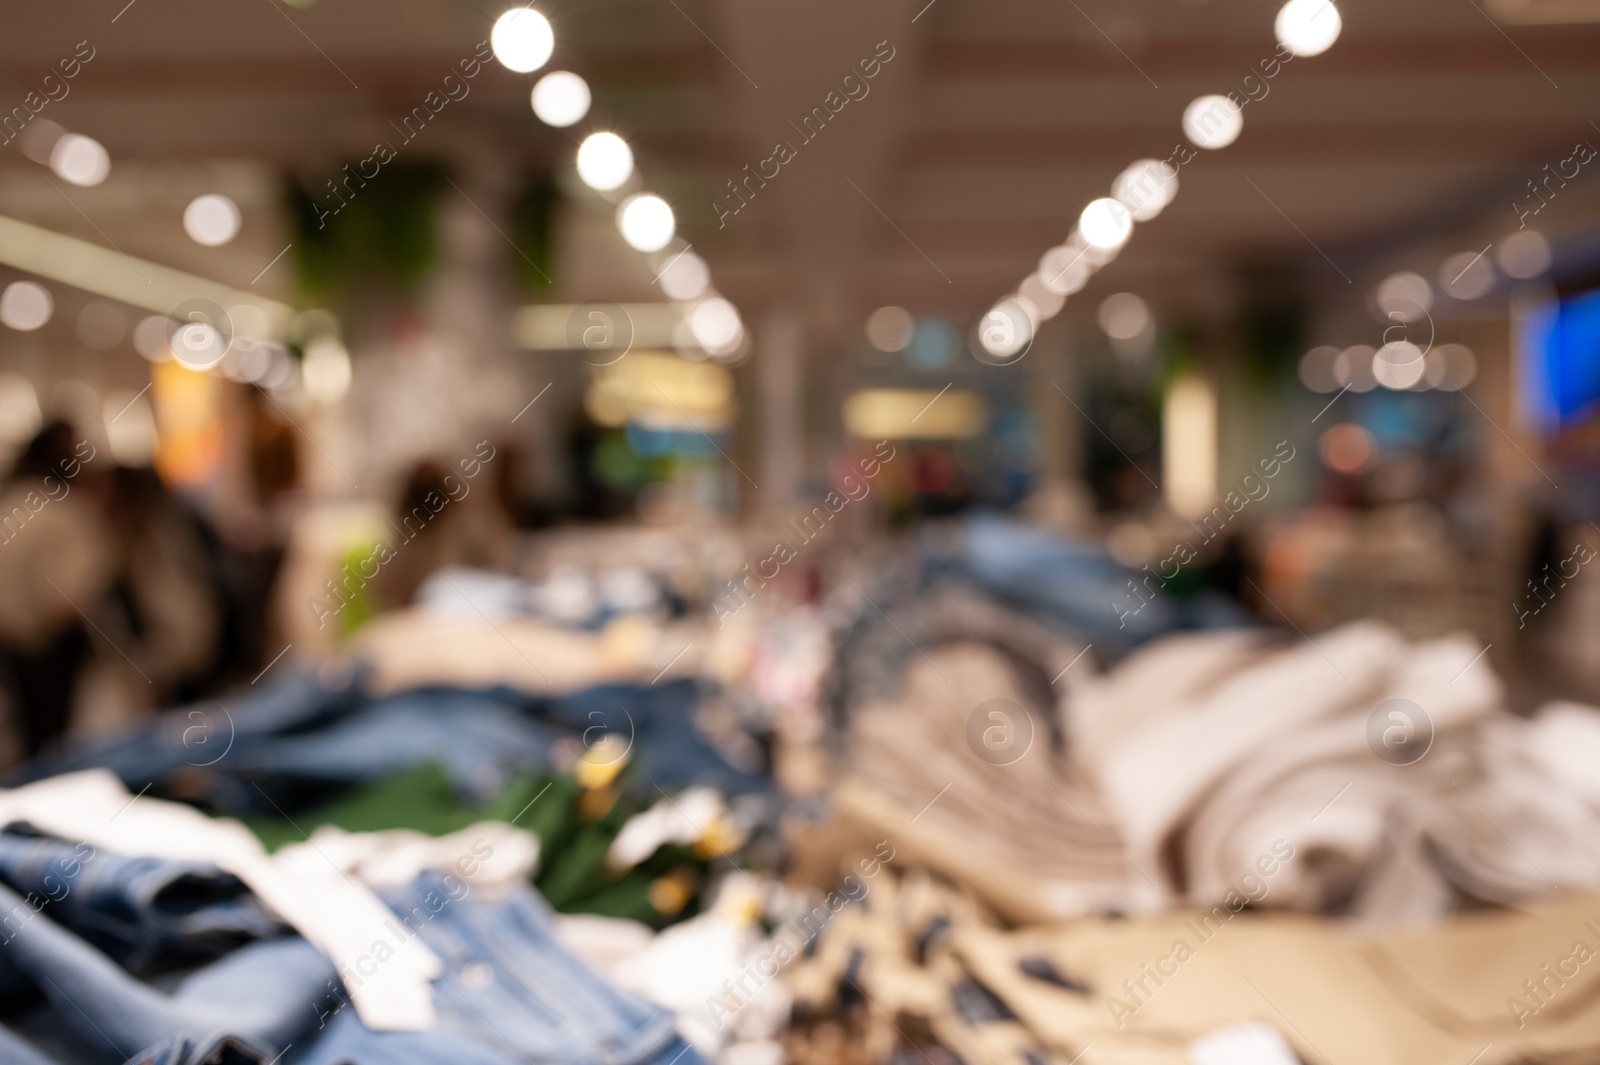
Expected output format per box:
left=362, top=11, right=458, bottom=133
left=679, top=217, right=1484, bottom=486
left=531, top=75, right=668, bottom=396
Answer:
left=244, top=763, right=712, bottom=928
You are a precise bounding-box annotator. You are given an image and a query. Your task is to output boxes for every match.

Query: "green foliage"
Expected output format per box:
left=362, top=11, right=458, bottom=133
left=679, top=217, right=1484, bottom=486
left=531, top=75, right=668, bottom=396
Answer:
left=1241, top=299, right=1303, bottom=392
left=509, top=170, right=561, bottom=295
left=286, top=162, right=449, bottom=305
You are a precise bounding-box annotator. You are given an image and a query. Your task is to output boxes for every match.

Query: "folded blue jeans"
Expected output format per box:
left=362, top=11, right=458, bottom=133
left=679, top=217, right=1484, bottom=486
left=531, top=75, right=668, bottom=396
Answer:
left=0, top=878, right=335, bottom=1062
left=15, top=674, right=764, bottom=816
left=297, top=872, right=696, bottom=1065
left=9, top=667, right=364, bottom=792
left=0, top=863, right=698, bottom=1065
left=0, top=832, right=282, bottom=973
left=936, top=512, right=1250, bottom=648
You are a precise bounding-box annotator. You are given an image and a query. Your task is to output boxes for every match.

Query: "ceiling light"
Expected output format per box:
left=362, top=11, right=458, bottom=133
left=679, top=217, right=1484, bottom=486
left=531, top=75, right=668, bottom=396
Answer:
left=1079, top=198, right=1133, bottom=250
left=1037, top=245, right=1091, bottom=296
left=1333, top=345, right=1378, bottom=391
left=865, top=306, right=915, bottom=351
left=184, top=194, right=241, bottom=246
left=1373, top=341, right=1425, bottom=389
left=0, top=282, right=53, bottom=331
left=170, top=319, right=228, bottom=370
left=0, top=214, right=293, bottom=340
left=1018, top=275, right=1065, bottom=321
left=490, top=9, right=554, bottom=73
left=1275, top=0, right=1342, bottom=57
left=690, top=297, right=742, bottom=353
left=577, top=132, right=633, bottom=191
left=1427, top=344, right=1477, bottom=391
left=1497, top=230, right=1552, bottom=278
left=531, top=71, right=590, bottom=127
left=1298, top=346, right=1342, bottom=392
left=617, top=194, right=675, bottom=252
left=1113, top=159, right=1179, bottom=222
left=976, top=298, right=1034, bottom=362
left=1182, top=95, right=1243, bottom=150
left=133, top=315, right=172, bottom=361
left=1439, top=250, right=1497, bottom=300
left=658, top=250, right=710, bottom=302
left=1375, top=271, right=1432, bottom=322
left=49, top=133, right=110, bottom=187
left=1098, top=293, right=1151, bottom=339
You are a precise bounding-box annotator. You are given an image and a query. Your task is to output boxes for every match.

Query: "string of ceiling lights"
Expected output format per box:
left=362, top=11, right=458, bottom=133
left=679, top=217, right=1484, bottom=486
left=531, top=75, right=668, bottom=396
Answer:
left=489, top=9, right=747, bottom=363
left=2, top=8, right=745, bottom=383
left=1295, top=229, right=1555, bottom=397
left=972, top=0, right=1345, bottom=362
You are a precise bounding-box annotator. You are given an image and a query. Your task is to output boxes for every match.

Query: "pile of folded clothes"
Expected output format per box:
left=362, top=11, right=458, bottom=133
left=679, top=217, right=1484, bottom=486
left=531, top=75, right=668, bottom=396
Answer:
left=1070, top=619, right=1600, bottom=921
left=0, top=769, right=703, bottom=1065
left=784, top=862, right=1600, bottom=1065
left=824, top=599, right=1600, bottom=924
left=15, top=508, right=1600, bottom=1065
left=16, top=664, right=769, bottom=854
left=791, top=591, right=1600, bottom=1062
left=0, top=655, right=790, bottom=1064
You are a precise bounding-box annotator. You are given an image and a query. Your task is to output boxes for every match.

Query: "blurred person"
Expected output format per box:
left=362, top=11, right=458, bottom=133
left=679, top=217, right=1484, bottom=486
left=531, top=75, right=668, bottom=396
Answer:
left=0, top=421, right=114, bottom=758
left=203, top=386, right=303, bottom=687
left=374, top=455, right=516, bottom=610
left=96, top=465, right=222, bottom=713
left=249, top=384, right=301, bottom=516
left=492, top=438, right=551, bottom=529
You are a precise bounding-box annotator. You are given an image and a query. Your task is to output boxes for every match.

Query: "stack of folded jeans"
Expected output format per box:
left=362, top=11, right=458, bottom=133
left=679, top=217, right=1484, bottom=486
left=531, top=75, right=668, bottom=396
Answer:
left=0, top=829, right=702, bottom=1065
left=925, top=513, right=1248, bottom=650
left=13, top=664, right=768, bottom=817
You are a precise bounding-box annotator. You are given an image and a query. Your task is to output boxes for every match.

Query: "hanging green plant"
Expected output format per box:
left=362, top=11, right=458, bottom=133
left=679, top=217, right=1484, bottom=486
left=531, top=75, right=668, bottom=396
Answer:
left=286, top=161, right=449, bottom=306
left=509, top=169, right=561, bottom=296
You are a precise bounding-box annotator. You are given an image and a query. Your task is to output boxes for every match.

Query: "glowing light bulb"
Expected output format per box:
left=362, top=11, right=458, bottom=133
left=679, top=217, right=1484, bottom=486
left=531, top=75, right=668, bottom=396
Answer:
left=577, top=132, right=633, bottom=191
left=531, top=71, right=590, bottom=127
left=1079, top=198, right=1133, bottom=250
left=0, top=282, right=53, bottom=331
left=617, top=194, right=675, bottom=252
left=491, top=9, right=554, bottom=73
left=1275, top=0, right=1341, bottom=58
left=184, top=194, right=241, bottom=246
left=50, top=133, right=110, bottom=186
left=1183, top=95, right=1243, bottom=150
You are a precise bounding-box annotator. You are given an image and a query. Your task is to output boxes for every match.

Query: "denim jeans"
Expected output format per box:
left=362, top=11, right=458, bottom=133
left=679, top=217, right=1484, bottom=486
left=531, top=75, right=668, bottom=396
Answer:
left=0, top=1022, right=65, bottom=1065
left=0, top=832, right=284, bottom=1003
left=0, top=877, right=336, bottom=1062
left=15, top=674, right=765, bottom=816
left=0, top=861, right=699, bottom=1065
left=296, top=872, right=696, bottom=1065
left=940, top=512, right=1248, bottom=647
left=11, top=667, right=365, bottom=794
left=0, top=832, right=282, bottom=972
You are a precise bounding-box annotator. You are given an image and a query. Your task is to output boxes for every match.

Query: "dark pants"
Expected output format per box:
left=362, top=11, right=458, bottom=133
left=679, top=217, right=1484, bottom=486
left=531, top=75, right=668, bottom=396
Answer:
left=1, top=623, right=90, bottom=760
